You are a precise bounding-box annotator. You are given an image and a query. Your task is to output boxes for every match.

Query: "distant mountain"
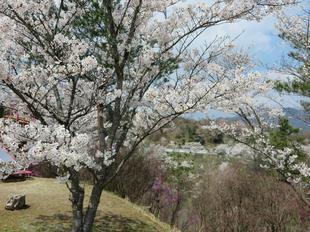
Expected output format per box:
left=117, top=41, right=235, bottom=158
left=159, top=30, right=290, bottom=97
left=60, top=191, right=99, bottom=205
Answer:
left=185, top=108, right=310, bottom=131
left=283, top=108, right=310, bottom=132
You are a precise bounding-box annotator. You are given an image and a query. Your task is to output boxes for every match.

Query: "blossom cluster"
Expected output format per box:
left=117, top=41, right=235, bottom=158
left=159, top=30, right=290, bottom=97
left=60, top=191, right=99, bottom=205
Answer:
left=204, top=120, right=310, bottom=185
left=0, top=119, right=102, bottom=175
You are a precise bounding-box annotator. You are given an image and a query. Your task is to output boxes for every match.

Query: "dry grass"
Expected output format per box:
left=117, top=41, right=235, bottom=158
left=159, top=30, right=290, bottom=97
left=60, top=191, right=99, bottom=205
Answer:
left=0, top=177, right=173, bottom=232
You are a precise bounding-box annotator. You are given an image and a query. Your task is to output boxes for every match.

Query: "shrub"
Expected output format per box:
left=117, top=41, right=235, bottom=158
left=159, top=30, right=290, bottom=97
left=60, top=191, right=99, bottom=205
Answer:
left=105, top=145, right=166, bottom=202
left=193, top=163, right=309, bottom=232
left=29, top=162, right=58, bottom=178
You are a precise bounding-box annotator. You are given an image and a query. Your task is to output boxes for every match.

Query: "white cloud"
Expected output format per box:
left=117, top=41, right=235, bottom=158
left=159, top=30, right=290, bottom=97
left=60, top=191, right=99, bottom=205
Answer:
left=192, top=1, right=307, bottom=64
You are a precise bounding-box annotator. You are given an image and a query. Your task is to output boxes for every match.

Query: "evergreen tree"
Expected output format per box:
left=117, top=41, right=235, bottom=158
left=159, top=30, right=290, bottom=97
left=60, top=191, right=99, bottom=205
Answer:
left=276, top=10, right=310, bottom=121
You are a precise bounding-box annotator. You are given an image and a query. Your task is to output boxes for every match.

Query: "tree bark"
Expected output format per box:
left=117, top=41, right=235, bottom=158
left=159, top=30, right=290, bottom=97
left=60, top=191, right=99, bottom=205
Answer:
left=70, top=173, right=85, bottom=232
left=82, top=181, right=105, bottom=232
left=170, top=191, right=182, bottom=227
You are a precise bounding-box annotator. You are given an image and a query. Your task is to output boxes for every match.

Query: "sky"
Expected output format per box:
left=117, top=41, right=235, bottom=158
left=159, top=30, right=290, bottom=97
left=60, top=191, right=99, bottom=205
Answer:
left=185, top=0, right=309, bottom=121
left=197, top=0, right=309, bottom=68
left=203, top=1, right=308, bottom=106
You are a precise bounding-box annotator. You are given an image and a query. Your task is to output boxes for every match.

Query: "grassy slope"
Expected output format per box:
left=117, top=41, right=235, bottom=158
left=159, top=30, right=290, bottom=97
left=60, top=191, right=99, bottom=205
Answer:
left=0, top=178, right=173, bottom=232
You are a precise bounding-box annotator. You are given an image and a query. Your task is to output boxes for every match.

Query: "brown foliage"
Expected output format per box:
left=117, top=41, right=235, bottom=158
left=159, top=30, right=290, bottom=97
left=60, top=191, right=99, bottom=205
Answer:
left=193, top=163, right=309, bottom=232
left=105, top=149, right=165, bottom=202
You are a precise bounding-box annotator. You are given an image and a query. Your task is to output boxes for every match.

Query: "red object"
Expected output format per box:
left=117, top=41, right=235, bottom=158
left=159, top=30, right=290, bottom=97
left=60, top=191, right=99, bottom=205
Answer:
left=12, top=170, right=32, bottom=177
left=14, top=170, right=32, bottom=175
left=0, top=147, right=33, bottom=178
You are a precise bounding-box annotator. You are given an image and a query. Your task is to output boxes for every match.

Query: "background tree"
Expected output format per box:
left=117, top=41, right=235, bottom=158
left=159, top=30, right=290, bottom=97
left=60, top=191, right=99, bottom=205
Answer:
left=163, top=152, right=195, bottom=227
left=275, top=9, right=310, bottom=122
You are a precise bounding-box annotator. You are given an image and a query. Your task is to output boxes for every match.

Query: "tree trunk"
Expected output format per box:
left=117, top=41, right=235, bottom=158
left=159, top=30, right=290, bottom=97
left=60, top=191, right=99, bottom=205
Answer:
left=82, top=181, right=105, bottom=232
left=170, top=191, right=182, bottom=227
left=70, top=173, right=85, bottom=232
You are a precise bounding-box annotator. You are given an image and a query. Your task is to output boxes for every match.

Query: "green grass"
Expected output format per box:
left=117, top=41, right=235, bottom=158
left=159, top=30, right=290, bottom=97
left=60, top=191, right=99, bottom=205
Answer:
left=0, top=178, right=174, bottom=232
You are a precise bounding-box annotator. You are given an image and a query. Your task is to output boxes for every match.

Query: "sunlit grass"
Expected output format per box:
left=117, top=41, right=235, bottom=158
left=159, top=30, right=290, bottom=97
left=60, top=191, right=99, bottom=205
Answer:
left=0, top=178, right=173, bottom=232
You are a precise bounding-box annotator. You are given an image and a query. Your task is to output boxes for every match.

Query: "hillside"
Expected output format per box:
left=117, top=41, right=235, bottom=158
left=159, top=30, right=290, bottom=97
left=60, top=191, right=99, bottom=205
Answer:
left=185, top=107, right=310, bottom=131
left=0, top=178, right=173, bottom=232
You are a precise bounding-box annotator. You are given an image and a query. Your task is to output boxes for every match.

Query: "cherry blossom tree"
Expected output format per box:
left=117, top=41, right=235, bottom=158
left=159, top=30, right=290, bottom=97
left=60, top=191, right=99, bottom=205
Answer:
left=0, top=1, right=300, bottom=231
